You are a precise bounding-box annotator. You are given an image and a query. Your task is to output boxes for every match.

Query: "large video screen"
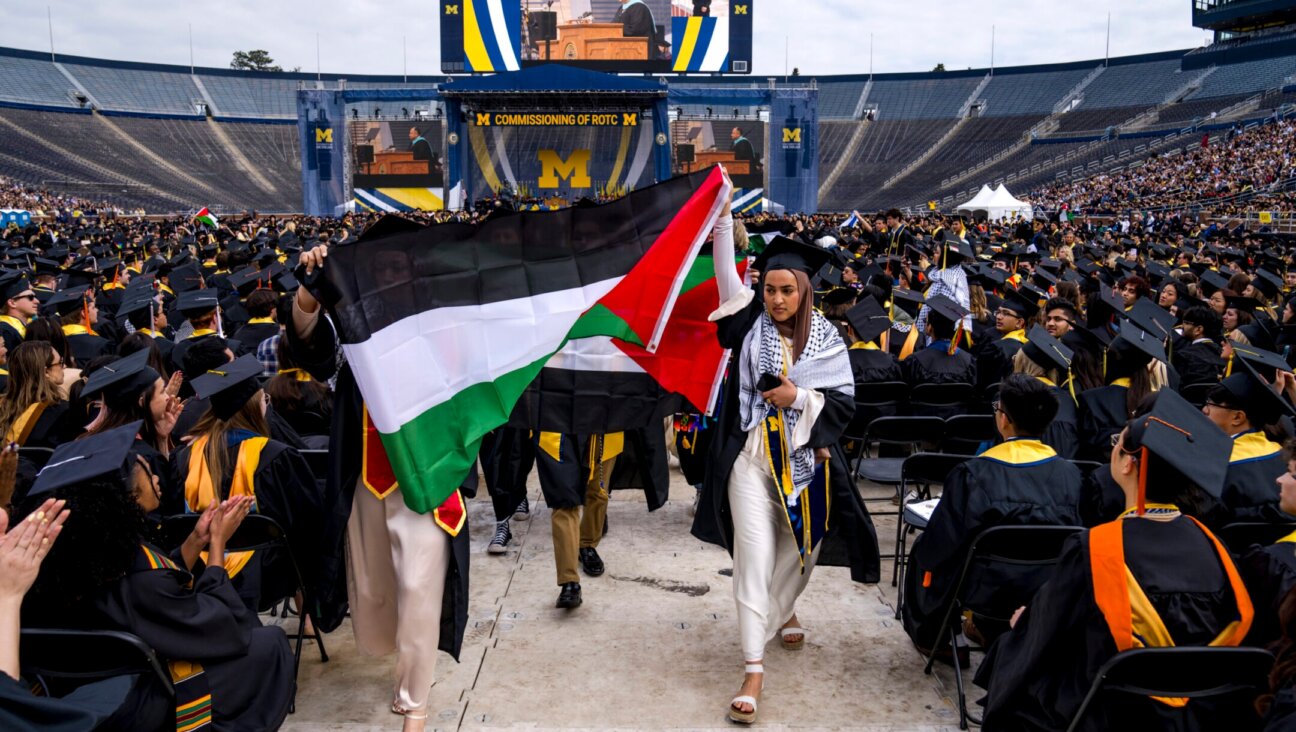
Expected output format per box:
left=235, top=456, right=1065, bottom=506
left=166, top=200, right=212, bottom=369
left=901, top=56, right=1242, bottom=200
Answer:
left=440, top=0, right=754, bottom=74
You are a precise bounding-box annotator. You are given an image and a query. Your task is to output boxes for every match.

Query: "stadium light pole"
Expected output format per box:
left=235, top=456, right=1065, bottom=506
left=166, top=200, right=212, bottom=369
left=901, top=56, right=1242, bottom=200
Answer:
left=1105, top=12, right=1111, bottom=67
left=47, top=6, right=55, bottom=62
left=990, top=25, right=995, bottom=77
left=316, top=32, right=322, bottom=83
left=403, top=36, right=408, bottom=83
left=189, top=23, right=195, bottom=74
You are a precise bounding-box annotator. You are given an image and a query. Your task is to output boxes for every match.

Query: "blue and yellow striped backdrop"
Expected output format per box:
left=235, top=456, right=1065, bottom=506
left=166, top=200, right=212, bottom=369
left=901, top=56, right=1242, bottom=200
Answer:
left=734, top=187, right=765, bottom=214
left=672, top=16, right=730, bottom=73
left=462, top=0, right=522, bottom=72
left=354, top=188, right=445, bottom=212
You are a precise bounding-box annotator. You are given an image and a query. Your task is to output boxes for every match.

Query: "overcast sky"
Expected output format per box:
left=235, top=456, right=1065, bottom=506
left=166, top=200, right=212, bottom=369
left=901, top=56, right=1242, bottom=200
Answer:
left=2, top=0, right=1212, bottom=77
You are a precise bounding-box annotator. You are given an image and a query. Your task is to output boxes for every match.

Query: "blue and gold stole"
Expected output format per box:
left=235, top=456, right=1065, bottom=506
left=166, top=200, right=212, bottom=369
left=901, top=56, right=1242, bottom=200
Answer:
left=761, top=404, right=831, bottom=570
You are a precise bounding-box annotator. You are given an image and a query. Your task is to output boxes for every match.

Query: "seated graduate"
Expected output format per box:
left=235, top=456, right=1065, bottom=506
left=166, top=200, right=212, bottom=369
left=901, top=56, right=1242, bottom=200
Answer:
left=1173, top=305, right=1225, bottom=390
left=170, top=354, right=325, bottom=613
left=115, top=291, right=174, bottom=370
left=43, top=287, right=112, bottom=368
left=902, top=374, right=1084, bottom=652
left=1201, top=346, right=1295, bottom=525
left=974, top=389, right=1255, bottom=731
left=17, top=423, right=294, bottom=732
left=974, top=289, right=1037, bottom=393
left=843, top=296, right=902, bottom=385
left=266, top=337, right=333, bottom=446
left=0, top=342, right=80, bottom=450
left=1012, top=325, right=1079, bottom=459
left=230, top=289, right=280, bottom=358
left=901, top=294, right=976, bottom=398
left=1241, top=441, right=1296, bottom=647
left=1077, top=323, right=1166, bottom=462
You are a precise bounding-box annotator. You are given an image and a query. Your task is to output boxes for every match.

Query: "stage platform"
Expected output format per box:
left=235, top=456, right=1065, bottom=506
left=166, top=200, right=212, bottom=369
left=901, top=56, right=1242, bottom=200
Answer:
left=280, top=458, right=970, bottom=731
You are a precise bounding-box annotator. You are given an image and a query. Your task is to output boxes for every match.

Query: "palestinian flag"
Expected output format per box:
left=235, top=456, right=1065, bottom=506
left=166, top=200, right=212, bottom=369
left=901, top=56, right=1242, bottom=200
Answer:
left=511, top=251, right=747, bottom=433
left=194, top=207, right=218, bottom=228
left=316, top=168, right=732, bottom=513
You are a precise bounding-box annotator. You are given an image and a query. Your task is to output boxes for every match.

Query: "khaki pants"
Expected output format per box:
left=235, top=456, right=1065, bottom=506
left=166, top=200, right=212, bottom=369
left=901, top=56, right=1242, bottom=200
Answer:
left=346, top=483, right=450, bottom=713
left=551, top=454, right=615, bottom=585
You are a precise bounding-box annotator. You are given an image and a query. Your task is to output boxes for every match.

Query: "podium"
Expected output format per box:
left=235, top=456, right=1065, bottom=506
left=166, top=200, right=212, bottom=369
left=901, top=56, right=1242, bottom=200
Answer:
left=543, top=23, right=650, bottom=61
left=680, top=150, right=751, bottom=176
left=362, top=151, right=429, bottom=176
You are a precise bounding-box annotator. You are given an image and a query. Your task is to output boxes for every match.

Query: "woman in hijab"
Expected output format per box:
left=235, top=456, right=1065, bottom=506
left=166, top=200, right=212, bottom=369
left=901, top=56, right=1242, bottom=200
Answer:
left=691, top=184, right=878, bottom=725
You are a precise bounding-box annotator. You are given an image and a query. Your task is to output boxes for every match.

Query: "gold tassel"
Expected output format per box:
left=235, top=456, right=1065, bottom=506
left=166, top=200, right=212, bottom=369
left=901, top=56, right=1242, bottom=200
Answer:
left=1226, top=354, right=1234, bottom=377
left=948, top=321, right=962, bottom=356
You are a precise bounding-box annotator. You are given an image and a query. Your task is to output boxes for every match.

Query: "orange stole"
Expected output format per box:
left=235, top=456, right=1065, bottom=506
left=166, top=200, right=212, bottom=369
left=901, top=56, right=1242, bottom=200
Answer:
left=361, top=404, right=465, bottom=536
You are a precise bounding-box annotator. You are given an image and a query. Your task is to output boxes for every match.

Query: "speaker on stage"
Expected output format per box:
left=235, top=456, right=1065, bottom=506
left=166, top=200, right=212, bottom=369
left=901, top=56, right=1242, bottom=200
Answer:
left=356, top=145, right=375, bottom=165
left=529, top=11, right=558, bottom=42
left=676, top=144, right=695, bottom=164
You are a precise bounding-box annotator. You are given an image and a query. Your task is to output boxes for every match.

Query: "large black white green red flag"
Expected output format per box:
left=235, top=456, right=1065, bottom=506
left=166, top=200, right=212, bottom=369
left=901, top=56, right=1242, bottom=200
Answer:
left=317, top=168, right=732, bottom=513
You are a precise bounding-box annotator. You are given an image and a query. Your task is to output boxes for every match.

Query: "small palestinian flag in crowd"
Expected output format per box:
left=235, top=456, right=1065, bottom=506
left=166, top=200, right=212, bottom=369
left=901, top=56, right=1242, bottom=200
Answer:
left=194, top=207, right=218, bottom=228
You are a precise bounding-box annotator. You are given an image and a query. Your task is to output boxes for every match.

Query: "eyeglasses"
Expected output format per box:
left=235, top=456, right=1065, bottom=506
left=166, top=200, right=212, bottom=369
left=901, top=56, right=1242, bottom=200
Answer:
left=1202, top=400, right=1238, bottom=412
left=47, top=359, right=63, bottom=368
left=14, top=294, right=37, bottom=301
left=1110, top=433, right=1122, bottom=448
left=991, top=399, right=1002, bottom=414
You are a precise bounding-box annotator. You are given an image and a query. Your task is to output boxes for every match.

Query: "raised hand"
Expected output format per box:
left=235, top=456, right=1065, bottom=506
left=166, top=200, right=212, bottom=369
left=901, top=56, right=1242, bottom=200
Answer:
left=0, top=499, right=69, bottom=600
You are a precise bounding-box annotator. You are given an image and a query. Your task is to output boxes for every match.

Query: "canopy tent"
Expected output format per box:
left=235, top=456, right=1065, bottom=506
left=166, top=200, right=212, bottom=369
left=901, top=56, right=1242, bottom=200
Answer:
left=956, top=184, right=1031, bottom=221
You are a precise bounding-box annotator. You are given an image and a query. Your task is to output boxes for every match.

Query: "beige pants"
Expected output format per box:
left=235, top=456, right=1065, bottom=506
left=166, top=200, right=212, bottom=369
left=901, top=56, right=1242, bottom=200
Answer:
left=346, top=483, right=450, bottom=712
left=551, top=455, right=615, bottom=585
left=728, top=446, right=820, bottom=661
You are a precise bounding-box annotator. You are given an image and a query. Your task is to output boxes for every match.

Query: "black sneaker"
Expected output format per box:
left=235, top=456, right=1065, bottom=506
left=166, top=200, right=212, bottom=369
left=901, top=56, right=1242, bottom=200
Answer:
left=487, top=520, right=511, bottom=555
left=513, top=496, right=530, bottom=522
left=579, top=547, right=605, bottom=577
left=556, top=582, right=582, bottom=609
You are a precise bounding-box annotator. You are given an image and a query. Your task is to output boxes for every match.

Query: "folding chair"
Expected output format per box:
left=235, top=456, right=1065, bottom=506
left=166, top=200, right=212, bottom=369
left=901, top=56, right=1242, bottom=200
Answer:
left=158, top=513, right=327, bottom=713
left=20, top=627, right=174, bottom=701
left=923, top=524, right=1084, bottom=729
left=841, top=381, right=910, bottom=459
left=1065, top=646, right=1272, bottom=732
left=1179, top=381, right=1216, bottom=409
left=298, top=448, right=329, bottom=487
left=853, top=416, right=945, bottom=512
left=940, top=414, right=998, bottom=455
left=893, top=452, right=973, bottom=590
left=1219, top=521, right=1296, bottom=555
left=909, top=382, right=975, bottom=419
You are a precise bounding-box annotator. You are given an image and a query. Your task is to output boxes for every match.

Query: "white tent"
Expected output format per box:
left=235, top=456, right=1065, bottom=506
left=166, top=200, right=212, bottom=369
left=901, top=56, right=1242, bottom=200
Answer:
left=955, top=185, right=995, bottom=217
left=983, top=185, right=1033, bottom=221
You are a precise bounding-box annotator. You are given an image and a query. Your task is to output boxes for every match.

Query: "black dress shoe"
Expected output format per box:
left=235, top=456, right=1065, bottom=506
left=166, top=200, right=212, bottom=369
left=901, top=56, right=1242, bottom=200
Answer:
left=556, top=582, right=582, bottom=609
left=579, top=547, right=605, bottom=576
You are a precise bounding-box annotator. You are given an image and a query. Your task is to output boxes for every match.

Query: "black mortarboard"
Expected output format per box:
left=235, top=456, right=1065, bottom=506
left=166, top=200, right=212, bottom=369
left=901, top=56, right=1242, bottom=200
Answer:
left=81, top=350, right=158, bottom=400
left=0, top=271, right=30, bottom=301
left=228, top=267, right=272, bottom=296
left=1199, top=271, right=1231, bottom=297
left=751, top=237, right=833, bottom=278
left=43, top=286, right=89, bottom=317
left=999, top=288, right=1040, bottom=319
left=1254, top=270, right=1283, bottom=301
left=1129, top=298, right=1175, bottom=342
left=1032, top=268, right=1058, bottom=290
left=1108, top=324, right=1167, bottom=366
left=1216, top=356, right=1296, bottom=427
left=116, top=294, right=157, bottom=321
left=176, top=289, right=220, bottom=318
left=925, top=294, right=969, bottom=325
left=819, top=287, right=856, bottom=307
left=1125, top=389, right=1232, bottom=498
left=1229, top=342, right=1292, bottom=382
left=1022, top=324, right=1073, bottom=373
left=845, top=297, right=891, bottom=343
left=28, top=421, right=142, bottom=498
left=32, top=258, right=61, bottom=277
left=939, top=240, right=973, bottom=267
left=169, top=264, right=205, bottom=293
left=890, top=288, right=924, bottom=317
left=190, top=354, right=264, bottom=421
left=814, top=263, right=844, bottom=289
left=1225, top=295, right=1262, bottom=315
left=61, top=268, right=98, bottom=290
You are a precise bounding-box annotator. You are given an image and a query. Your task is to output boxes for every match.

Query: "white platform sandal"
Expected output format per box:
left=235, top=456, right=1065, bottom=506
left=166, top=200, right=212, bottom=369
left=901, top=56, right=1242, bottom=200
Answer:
left=727, top=662, right=764, bottom=725
left=780, top=625, right=807, bottom=651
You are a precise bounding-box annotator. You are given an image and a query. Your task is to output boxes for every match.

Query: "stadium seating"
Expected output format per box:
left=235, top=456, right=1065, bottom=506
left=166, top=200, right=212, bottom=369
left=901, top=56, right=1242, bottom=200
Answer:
left=0, top=54, right=79, bottom=108
left=1075, top=59, right=1191, bottom=110
left=61, top=63, right=203, bottom=116
left=978, top=68, right=1093, bottom=116
left=868, top=76, right=984, bottom=120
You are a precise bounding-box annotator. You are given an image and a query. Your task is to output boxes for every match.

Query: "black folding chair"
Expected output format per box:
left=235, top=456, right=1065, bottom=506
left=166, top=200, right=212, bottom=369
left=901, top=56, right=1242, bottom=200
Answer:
left=893, top=452, right=974, bottom=590
left=298, top=448, right=329, bottom=487
left=1219, top=521, right=1296, bottom=555
left=909, top=382, right=975, bottom=419
left=1069, top=459, right=1104, bottom=476
left=853, top=416, right=945, bottom=514
left=158, top=513, right=327, bottom=713
left=924, top=524, right=1084, bottom=730
left=1066, top=646, right=1272, bottom=732
left=841, top=381, right=910, bottom=466
left=1179, top=381, right=1216, bottom=408
left=940, top=414, right=998, bottom=455
left=20, top=628, right=174, bottom=701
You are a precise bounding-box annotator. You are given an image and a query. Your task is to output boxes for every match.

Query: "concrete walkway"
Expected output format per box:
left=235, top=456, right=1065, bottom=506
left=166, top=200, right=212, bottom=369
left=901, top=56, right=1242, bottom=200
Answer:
left=282, top=463, right=975, bottom=731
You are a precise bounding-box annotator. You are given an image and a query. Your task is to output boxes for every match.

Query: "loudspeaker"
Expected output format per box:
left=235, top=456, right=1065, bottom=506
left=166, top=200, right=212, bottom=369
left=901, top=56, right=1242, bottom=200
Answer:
left=528, top=11, right=557, bottom=42
left=676, top=144, right=695, bottom=164
left=356, top=145, right=374, bottom=165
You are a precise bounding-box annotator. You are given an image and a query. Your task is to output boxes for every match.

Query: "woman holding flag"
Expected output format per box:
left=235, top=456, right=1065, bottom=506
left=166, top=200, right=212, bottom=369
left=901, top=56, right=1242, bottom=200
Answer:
left=693, top=180, right=878, bottom=724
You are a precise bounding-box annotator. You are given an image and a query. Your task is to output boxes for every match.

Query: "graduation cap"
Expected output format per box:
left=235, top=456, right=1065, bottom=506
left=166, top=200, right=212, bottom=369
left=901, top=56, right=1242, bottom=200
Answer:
left=1108, top=324, right=1167, bottom=367
left=1225, top=295, right=1262, bottom=315
left=845, top=297, right=891, bottom=343
left=1128, top=298, right=1175, bottom=342
left=999, top=288, right=1040, bottom=320
left=169, top=264, right=206, bottom=293
left=890, top=288, right=924, bottom=317
left=1032, top=268, right=1058, bottom=290
left=819, top=287, right=857, bottom=307
left=969, top=265, right=1008, bottom=291
left=32, top=258, right=62, bottom=277
left=228, top=267, right=272, bottom=296
left=0, top=271, right=30, bottom=302
left=1199, top=271, right=1231, bottom=297
left=61, top=268, right=99, bottom=290
left=938, top=240, right=973, bottom=267
left=81, top=350, right=158, bottom=401
left=28, top=421, right=143, bottom=498
left=1254, top=270, right=1284, bottom=301
left=43, top=286, right=90, bottom=317
left=751, top=236, right=833, bottom=278
left=190, top=354, right=264, bottom=421
left=116, top=293, right=158, bottom=323
left=1022, top=324, right=1073, bottom=373
left=1215, top=356, right=1296, bottom=427
left=1125, top=389, right=1233, bottom=502
left=1229, top=341, right=1292, bottom=382
left=175, top=289, right=220, bottom=318
left=925, top=294, right=970, bottom=325
left=814, top=263, right=844, bottom=289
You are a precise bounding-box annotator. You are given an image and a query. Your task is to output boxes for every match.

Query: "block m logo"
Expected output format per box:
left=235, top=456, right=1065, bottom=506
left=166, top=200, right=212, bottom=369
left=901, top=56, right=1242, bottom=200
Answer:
left=734, top=5, right=748, bottom=14
left=315, top=127, right=333, bottom=144
left=622, top=113, right=638, bottom=127
left=537, top=150, right=591, bottom=188
left=445, top=4, right=460, bottom=14
left=782, top=127, right=801, bottom=143
left=476, top=112, right=492, bottom=126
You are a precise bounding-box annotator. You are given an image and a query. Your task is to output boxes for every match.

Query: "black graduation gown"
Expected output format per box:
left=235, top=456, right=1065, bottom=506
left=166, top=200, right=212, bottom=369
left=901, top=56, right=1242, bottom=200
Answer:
left=1173, top=339, right=1223, bottom=389
left=170, top=332, right=222, bottom=375
left=168, top=439, right=326, bottom=613
left=848, top=344, right=902, bottom=384
left=86, top=551, right=294, bottom=732
left=974, top=517, right=1250, bottom=731
left=479, top=427, right=533, bottom=520
left=65, top=332, right=112, bottom=366
left=901, top=440, right=1084, bottom=648
left=1241, top=537, right=1296, bottom=647
left=0, top=319, right=23, bottom=354
left=1077, top=384, right=1130, bottom=462
left=690, top=296, right=881, bottom=583
left=284, top=306, right=472, bottom=651
left=230, top=322, right=278, bottom=357
left=16, top=401, right=80, bottom=451
left=1215, top=433, right=1289, bottom=525
left=975, top=334, right=1024, bottom=392
left=1043, top=383, right=1079, bottom=460
left=531, top=429, right=669, bottom=511
left=138, top=332, right=175, bottom=373
left=902, top=343, right=976, bottom=388
left=614, top=1, right=656, bottom=43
